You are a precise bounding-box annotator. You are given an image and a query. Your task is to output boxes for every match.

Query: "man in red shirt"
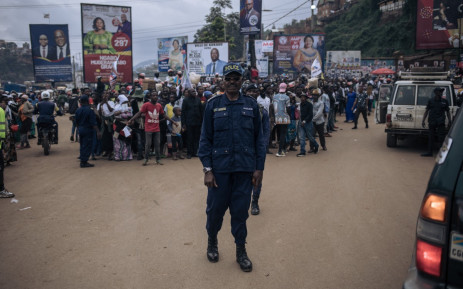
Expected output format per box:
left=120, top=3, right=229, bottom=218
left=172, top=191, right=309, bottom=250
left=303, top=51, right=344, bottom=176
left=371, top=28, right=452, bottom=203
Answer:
left=129, top=91, right=176, bottom=166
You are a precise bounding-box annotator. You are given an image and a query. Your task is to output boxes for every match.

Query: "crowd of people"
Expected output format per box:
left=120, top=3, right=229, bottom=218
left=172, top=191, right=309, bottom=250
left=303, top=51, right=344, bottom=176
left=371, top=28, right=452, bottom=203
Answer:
left=0, top=66, right=397, bottom=172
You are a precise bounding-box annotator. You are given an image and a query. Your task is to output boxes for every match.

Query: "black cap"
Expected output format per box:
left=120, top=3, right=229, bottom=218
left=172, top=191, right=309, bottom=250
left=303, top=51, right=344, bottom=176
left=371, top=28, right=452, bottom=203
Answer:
left=434, top=87, right=445, bottom=93
left=223, top=63, right=243, bottom=76
left=80, top=95, right=89, bottom=102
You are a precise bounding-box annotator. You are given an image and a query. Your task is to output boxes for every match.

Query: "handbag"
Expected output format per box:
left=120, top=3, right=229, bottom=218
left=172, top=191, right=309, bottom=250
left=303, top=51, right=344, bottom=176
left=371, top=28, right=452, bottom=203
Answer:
left=10, top=124, right=19, bottom=132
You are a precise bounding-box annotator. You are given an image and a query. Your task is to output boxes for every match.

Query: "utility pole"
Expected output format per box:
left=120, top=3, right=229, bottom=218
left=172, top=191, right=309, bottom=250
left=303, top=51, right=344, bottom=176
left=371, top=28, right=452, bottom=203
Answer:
left=250, top=34, right=256, bottom=68
left=311, top=0, right=315, bottom=32
left=72, top=56, right=76, bottom=88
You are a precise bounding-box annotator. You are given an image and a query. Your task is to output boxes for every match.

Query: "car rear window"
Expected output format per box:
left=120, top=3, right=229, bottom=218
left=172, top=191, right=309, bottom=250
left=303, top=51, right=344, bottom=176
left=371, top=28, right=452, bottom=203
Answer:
left=417, top=86, right=451, bottom=106
left=394, top=85, right=416, bottom=105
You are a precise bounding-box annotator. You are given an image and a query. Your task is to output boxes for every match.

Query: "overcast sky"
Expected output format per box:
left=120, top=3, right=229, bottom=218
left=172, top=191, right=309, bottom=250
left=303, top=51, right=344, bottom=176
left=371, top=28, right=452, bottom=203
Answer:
left=0, top=0, right=315, bottom=66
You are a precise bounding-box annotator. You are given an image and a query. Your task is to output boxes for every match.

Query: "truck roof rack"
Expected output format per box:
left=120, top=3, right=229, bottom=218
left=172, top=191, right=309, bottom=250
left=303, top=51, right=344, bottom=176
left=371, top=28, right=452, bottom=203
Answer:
left=398, top=71, right=449, bottom=80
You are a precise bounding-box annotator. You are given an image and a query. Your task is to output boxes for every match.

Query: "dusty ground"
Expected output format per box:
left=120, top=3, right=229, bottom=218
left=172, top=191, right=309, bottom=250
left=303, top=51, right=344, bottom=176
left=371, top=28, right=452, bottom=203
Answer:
left=0, top=113, right=434, bottom=289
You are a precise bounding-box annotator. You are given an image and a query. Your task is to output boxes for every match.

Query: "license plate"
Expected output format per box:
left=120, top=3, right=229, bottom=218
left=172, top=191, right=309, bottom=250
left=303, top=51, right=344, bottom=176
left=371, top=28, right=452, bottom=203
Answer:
left=395, top=115, right=413, bottom=121
left=450, top=232, right=463, bottom=262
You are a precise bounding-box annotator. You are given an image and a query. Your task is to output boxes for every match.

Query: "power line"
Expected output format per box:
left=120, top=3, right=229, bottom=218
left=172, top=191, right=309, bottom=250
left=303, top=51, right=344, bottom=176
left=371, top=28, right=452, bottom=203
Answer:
left=265, top=0, right=311, bottom=29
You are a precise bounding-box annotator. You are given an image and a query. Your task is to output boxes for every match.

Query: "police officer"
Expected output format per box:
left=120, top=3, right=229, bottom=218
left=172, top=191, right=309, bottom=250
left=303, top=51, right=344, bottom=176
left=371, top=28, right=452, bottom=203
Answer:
left=36, top=91, right=60, bottom=145
left=421, top=87, right=452, bottom=157
left=75, top=95, right=101, bottom=167
left=198, top=63, right=266, bottom=272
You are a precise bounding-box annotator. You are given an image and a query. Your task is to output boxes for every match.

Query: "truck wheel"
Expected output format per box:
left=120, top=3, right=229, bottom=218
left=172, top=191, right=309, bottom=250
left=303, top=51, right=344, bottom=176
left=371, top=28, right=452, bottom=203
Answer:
left=387, top=133, right=397, bottom=147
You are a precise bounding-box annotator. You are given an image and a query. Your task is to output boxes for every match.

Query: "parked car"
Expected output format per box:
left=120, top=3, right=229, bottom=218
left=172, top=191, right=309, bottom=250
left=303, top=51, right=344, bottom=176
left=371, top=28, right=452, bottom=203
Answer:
left=402, top=105, right=463, bottom=288
left=385, top=71, right=459, bottom=147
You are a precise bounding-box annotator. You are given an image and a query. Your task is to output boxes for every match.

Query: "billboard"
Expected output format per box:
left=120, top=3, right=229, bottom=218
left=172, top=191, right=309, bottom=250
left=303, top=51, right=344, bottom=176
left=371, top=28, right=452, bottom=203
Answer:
left=240, top=0, right=262, bottom=35
left=157, top=36, right=188, bottom=72
left=247, top=40, right=270, bottom=77
left=273, top=34, right=325, bottom=76
left=416, top=0, right=462, bottom=50
left=186, top=42, right=229, bottom=76
left=29, top=24, right=72, bottom=82
left=81, top=3, right=133, bottom=83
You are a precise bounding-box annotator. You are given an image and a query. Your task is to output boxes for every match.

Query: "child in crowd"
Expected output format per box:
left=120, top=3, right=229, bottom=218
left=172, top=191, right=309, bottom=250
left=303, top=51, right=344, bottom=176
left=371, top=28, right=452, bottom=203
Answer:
left=169, top=107, right=184, bottom=160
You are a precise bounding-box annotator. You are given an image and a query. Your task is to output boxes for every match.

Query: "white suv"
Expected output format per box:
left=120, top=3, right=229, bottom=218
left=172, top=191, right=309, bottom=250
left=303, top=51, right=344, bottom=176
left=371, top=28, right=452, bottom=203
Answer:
left=385, top=71, right=459, bottom=147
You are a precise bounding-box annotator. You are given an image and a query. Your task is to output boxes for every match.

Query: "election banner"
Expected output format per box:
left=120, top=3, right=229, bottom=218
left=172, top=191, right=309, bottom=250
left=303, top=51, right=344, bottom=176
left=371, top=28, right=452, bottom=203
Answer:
left=416, top=0, right=462, bottom=49
left=157, top=36, right=188, bottom=72
left=186, top=42, right=229, bottom=76
left=326, top=51, right=361, bottom=70
left=273, top=34, right=325, bottom=76
left=240, top=0, right=262, bottom=35
left=247, top=40, right=269, bottom=77
left=81, top=3, right=133, bottom=83
left=29, top=24, right=72, bottom=82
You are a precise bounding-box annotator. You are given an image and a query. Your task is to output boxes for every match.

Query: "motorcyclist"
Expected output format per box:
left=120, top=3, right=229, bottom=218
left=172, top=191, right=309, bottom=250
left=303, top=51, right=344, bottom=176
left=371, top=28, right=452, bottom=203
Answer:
left=35, top=91, right=60, bottom=145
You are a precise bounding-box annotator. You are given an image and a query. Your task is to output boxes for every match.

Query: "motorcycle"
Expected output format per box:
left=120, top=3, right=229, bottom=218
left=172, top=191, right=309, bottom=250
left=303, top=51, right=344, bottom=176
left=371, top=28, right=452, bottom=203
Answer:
left=38, top=123, right=57, bottom=156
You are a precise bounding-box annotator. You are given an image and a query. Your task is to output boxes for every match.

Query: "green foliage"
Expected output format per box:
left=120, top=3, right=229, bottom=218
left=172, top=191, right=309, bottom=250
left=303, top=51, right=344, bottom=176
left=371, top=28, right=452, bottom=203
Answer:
left=324, top=0, right=416, bottom=57
left=194, top=1, right=244, bottom=60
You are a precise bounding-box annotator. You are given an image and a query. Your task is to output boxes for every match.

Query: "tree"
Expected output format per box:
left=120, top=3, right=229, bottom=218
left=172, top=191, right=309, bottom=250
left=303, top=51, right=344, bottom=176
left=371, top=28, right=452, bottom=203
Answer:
left=194, top=0, right=244, bottom=60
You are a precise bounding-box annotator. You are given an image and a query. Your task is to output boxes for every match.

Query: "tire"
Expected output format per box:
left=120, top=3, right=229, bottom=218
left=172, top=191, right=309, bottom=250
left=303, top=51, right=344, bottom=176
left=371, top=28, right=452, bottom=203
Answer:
left=43, top=137, right=49, bottom=155
left=387, top=133, right=397, bottom=148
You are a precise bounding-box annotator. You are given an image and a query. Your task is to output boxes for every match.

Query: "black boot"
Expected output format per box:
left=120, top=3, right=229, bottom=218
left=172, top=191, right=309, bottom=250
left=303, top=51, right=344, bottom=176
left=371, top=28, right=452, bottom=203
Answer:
left=207, top=236, right=219, bottom=263
left=251, top=196, right=260, bottom=215
left=236, top=244, right=252, bottom=272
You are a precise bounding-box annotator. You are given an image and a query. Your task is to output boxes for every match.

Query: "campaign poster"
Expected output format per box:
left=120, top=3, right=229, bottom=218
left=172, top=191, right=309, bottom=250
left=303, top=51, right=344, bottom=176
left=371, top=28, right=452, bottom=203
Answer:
left=81, top=3, right=133, bottom=83
left=186, top=43, right=229, bottom=76
left=416, top=0, right=462, bottom=49
left=29, top=24, right=72, bottom=82
left=273, top=34, right=325, bottom=76
left=326, top=51, right=361, bottom=70
left=157, top=36, right=188, bottom=72
left=240, top=0, right=262, bottom=35
left=247, top=40, right=269, bottom=77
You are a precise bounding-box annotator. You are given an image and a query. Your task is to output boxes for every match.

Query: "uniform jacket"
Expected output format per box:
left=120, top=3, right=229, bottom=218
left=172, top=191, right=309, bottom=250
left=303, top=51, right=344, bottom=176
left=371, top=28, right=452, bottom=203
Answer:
left=198, top=93, right=266, bottom=173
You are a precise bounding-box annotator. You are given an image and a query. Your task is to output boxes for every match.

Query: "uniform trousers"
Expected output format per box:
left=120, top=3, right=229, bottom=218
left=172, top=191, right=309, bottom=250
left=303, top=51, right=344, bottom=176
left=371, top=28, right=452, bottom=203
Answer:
left=354, top=108, right=368, bottom=127
left=206, top=172, right=253, bottom=245
left=79, top=130, right=93, bottom=162
left=427, top=123, right=445, bottom=153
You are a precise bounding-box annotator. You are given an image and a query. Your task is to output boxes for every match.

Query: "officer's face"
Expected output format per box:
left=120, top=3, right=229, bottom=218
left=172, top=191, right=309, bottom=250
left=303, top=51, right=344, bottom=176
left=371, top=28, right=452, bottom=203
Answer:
left=224, top=73, right=242, bottom=94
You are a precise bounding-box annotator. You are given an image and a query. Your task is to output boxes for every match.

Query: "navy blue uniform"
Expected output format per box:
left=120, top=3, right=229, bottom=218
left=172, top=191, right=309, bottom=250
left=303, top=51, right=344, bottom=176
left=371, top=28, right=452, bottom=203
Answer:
left=75, top=105, right=97, bottom=162
left=198, top=93, right=266, bottom=245
left=252, top=106, right=270, bottom=198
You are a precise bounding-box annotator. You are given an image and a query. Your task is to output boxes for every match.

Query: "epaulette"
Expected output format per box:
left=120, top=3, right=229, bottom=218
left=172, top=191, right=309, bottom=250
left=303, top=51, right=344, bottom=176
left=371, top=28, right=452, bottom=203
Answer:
left=243, top=94, right=257, bottom=102
left=207, top=94, right=220, bottom=102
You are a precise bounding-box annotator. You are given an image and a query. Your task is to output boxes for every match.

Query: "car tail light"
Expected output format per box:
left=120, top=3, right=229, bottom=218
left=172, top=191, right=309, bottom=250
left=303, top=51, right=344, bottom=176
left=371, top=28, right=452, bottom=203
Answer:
left=386, top=114, right=392, bottom=128
left=416, top=239, right=442, bottom=277
left=420, top=194, right=447, bottom=222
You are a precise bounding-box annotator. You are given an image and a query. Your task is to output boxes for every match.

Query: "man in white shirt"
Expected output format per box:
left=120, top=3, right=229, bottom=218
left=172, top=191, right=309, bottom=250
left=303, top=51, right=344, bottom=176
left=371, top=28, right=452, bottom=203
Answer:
left=53, top=30, right=70, bottom=60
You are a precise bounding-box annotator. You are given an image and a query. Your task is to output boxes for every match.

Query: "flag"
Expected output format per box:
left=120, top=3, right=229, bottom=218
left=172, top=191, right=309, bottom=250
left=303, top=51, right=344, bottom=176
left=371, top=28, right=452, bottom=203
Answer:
left=181, top=64, right=192, bottom=89
left=109, top=55, right=120, bottom=88
left=311, top=58, right=322, bottom=77
left=44, top=14, right=50, bottom=19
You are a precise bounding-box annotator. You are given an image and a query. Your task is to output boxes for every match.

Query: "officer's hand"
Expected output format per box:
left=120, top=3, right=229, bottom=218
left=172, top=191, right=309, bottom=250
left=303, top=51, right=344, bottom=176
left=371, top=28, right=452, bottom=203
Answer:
left=204, top=172, right=218, bottom=188
left=252, top=170, right=263, bottom=189
left=422, top=121, right=425, bottom=128
left=127, top=119, right=133, bottom=126
left=173, top=122, right=179, bottom=127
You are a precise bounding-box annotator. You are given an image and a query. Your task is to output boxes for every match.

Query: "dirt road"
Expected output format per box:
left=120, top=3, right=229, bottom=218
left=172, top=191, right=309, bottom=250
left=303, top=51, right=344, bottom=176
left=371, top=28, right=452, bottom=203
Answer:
left=0, top=114, right=434, bottom=289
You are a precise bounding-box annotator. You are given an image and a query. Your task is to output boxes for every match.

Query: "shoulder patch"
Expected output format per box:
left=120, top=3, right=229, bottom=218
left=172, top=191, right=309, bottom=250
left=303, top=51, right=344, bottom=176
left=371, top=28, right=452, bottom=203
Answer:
left=243, top=94, right=257, bottom=102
